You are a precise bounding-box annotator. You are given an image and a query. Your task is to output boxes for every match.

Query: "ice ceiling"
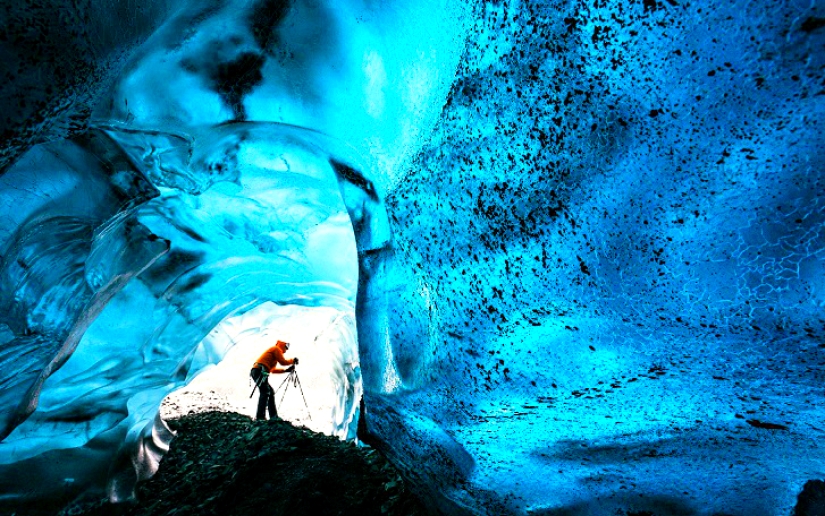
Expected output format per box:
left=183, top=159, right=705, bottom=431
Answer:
left=1, top=0, right=824, bottom=515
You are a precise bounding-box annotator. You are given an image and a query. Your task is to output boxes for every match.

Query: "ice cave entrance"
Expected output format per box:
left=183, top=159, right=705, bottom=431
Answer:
left=160, top=302, right=361, bottom=440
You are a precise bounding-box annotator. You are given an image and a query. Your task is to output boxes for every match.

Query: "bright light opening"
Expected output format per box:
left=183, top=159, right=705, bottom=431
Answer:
left=160, top=301, right=362, bottom=440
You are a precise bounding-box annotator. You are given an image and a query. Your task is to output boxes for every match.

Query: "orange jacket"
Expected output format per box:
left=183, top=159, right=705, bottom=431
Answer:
left=253, top=342, right=295, bottom=374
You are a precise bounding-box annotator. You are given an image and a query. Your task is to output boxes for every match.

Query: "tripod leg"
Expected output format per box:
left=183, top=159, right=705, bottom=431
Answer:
left=273, top=372, right=291, bottom=396
left=293, top=372, right=312, bottom=421
left=277, top=371, right=292, bottom=411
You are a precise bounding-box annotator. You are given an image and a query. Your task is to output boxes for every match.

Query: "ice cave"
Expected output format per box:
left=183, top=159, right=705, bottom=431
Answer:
left=1, top=0, right=824, bottom=514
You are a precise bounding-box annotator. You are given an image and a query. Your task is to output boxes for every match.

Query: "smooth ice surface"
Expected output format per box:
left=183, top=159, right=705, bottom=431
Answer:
left=2, top=0, right=825, bottom=515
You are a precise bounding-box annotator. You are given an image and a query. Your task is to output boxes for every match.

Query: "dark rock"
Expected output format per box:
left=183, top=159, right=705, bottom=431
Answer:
left=63, top=411, right=432, bottom=516
left=794, top=480, right=825, bottom=516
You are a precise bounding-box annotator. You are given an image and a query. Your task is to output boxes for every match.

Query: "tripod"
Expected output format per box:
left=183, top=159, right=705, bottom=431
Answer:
left=272, top=366, right=312, bottom=421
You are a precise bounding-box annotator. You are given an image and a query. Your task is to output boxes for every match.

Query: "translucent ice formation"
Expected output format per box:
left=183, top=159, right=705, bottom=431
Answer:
left=2, top=0, right=825, bottom=515
left=0, top=0, right=469, bottom=509
left=0, top=122, right=366, bottom=503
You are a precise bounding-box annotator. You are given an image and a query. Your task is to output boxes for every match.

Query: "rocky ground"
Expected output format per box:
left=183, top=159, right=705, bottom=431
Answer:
left=61, top=411, right=433, bottom=516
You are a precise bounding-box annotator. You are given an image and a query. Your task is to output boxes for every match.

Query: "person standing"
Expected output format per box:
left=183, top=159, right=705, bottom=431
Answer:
left=250, top=340, right=299, bottom=420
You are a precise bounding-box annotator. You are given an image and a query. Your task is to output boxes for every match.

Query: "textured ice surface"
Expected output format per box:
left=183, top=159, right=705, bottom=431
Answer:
left=385, top=1, right=825, bottom=514
left=0, top=123, right=363, bottom=503
left=0, top=0, right=467, bottom=508
left=2, top=0, right=825, bottom=515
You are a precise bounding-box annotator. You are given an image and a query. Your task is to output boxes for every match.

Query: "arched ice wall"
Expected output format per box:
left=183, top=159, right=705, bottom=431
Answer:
left=0, top=1, right=824, bottom=515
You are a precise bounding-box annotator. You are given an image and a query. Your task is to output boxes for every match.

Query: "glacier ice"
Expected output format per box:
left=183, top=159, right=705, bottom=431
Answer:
left=160, top=302, right=363, bottom=440
left=0, top=122, right=366, bottom=503
left=1, top=0, right=468, bottom=509
left=2, top=0, right=825, bottom=515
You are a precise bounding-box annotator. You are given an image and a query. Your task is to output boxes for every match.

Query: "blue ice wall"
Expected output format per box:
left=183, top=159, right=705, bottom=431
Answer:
left=1, top=0, right=824, bottom=515
left=0, top=124, right=361, bottom=503
left=387, top=1, right=825, bottom=514
left=0, top=0, right=470, bottom=509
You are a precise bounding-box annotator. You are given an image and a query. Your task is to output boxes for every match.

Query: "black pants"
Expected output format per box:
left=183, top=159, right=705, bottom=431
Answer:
left=250, top=368, right=277, bottom=420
